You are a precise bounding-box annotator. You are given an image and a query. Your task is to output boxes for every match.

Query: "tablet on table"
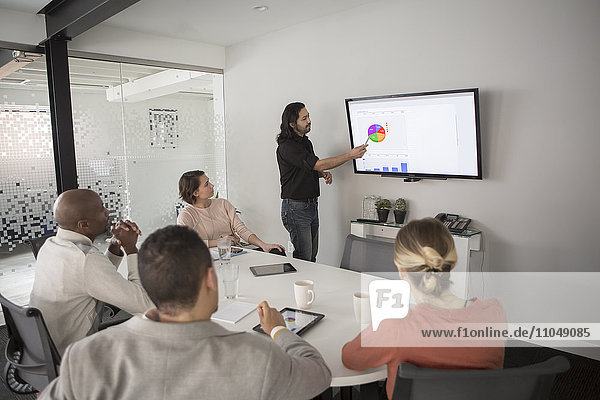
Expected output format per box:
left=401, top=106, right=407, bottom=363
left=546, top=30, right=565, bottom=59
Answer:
left=249, top=263, right=297, bottom=277
left=253, top=307, right=324, bottom=336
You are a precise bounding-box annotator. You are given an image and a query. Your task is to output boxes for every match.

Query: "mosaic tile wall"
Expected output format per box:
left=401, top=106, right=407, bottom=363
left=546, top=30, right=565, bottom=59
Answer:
left=0, top=104, right=127, bottom=251
left=0, top=105, right=56, bottom=251
left=1, top=72, right=226, bottom=250
left=72, top=90, right=128, bottom=230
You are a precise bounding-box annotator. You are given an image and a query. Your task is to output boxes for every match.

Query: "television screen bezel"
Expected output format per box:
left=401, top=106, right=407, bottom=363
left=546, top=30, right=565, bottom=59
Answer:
left=345, top=88, right=482, bottom=180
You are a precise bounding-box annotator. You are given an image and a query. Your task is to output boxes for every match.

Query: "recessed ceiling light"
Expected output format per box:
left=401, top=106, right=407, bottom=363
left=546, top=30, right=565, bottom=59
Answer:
left=253, top=5, right=269, bottom=12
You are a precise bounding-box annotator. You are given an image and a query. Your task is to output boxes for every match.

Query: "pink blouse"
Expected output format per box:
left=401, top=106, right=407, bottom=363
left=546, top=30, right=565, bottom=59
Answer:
left=176, top=199, right=254, bottom=246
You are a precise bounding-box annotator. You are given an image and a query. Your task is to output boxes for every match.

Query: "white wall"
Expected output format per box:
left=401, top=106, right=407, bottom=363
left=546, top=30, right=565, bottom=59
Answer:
left=224, top=0, right=600, bottom=271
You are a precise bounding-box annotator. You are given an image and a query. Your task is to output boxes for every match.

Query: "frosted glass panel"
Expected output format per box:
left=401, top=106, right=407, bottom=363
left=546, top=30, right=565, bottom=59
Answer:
left=69, top=58, right=226, bottom=237
left=0, top=52, right=56, bottom=253
left=70, top=58, right=127, bottom=230
left=0, top=50, right=53, bottom=314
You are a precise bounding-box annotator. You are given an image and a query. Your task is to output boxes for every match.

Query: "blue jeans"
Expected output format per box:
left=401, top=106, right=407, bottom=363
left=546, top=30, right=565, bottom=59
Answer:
left=281, top=199, right=319, bottom=262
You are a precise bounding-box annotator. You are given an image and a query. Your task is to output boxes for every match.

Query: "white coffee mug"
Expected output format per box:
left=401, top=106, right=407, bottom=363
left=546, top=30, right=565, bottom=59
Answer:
left=294, top=280, right=315, bottom=309
left=353, top=292, right=371, bottom=324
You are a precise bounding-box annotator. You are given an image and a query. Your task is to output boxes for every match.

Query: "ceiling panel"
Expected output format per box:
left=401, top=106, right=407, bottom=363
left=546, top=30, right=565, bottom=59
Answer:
left=0, top=0, right=378, bottom=47
left=0, top=0, right=47, bottom=13
left=101, top=0, right=378, bottom=46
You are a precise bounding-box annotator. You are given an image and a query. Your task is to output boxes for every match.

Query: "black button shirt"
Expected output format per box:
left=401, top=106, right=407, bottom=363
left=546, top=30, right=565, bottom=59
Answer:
left=277, top=135, right=320, bottom=200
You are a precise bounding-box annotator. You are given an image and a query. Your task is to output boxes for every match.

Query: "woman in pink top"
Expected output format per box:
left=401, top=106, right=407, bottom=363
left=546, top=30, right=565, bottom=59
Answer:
left=177, top=170, right=284, bottom=253
left=342, top=218, right=505, bottom=399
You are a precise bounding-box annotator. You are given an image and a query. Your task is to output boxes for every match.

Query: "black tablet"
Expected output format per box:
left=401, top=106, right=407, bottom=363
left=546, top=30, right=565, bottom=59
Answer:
left=249, top=263, right=297, bottom=277
left=253, top=307, right=325, bottom=336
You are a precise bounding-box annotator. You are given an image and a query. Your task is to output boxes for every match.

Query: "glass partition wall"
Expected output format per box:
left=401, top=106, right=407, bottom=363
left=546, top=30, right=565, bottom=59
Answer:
left=0, top=54, right=225, bottom=319
left=0, top=51, right=54, bottom=314
left=70, top=57, right=226, bottom=238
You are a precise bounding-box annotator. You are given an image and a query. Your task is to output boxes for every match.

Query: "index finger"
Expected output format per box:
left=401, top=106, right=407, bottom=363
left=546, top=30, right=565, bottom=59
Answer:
left=258, top=300, right=270, bottom=309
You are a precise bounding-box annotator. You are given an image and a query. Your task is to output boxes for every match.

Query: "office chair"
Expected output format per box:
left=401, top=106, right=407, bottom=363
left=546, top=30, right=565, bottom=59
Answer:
left=391, top=356, right=570, bottom=400
left=26, top=233, right=56, bottom=259
left=0, top=291, right=61, bottom=394
left=340, top=234, right=397, bottom=277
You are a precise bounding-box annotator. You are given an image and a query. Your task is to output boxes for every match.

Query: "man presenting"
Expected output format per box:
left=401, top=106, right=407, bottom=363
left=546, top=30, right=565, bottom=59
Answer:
left=276, top=102, right=367, bottom=262
left=40, top=225, right=331, bottom=399
left=29, top=189, right=153, bottom=355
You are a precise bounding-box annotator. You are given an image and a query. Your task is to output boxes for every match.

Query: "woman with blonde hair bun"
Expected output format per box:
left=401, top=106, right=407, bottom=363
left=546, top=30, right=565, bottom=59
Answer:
left=342, top=218, right=506, bottom=400
left=394, top=218, right=462, bottom=306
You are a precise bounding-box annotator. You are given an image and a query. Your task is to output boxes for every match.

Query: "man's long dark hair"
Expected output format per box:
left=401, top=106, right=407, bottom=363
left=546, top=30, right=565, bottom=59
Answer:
left=276, top=102, right=305, bottom=144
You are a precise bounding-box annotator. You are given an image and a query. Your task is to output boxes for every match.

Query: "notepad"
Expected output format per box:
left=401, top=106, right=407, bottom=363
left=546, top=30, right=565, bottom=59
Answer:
left=211, top=302, right=256, bottom=324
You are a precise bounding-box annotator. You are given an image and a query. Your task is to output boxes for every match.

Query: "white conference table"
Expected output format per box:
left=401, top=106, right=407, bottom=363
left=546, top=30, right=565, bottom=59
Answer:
left=213, top=249, right=387, bottom=387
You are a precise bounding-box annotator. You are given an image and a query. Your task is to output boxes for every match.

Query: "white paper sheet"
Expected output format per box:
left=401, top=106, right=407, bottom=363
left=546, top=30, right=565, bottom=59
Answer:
left=211, top=301, right=257, bottom=324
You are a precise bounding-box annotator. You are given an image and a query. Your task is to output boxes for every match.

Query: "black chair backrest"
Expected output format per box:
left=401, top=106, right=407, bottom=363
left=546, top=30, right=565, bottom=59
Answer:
left=392, top=356, right=570, bottom=400
left=0, top=291, right=61, bottom=393
left=26, top=233, right=56, bottom=259
left=340, top=234, right=397, bottom=277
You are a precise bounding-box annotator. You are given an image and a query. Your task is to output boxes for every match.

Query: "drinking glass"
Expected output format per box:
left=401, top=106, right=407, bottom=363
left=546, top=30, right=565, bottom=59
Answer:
left=217, top=237, right=232, bottom=265
left=222, top=263, right=239, bottom=299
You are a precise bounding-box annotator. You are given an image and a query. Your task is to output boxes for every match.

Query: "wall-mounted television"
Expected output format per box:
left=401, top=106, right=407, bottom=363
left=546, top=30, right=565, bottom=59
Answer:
left=345, top=88, right=482, bottom=180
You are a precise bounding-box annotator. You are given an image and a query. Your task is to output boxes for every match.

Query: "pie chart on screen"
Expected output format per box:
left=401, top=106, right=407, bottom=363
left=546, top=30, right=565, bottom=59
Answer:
left=368, top=124, right=386, bottom=142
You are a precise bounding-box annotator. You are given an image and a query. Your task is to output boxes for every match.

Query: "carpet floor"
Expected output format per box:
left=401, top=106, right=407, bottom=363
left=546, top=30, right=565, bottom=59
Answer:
left=0, top=326, right=36, bottom=400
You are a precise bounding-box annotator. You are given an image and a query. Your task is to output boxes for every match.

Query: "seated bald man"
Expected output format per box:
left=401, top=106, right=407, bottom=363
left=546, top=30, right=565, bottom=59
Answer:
left=40, top=225, right=331, bottom=399
left=29, top=189, right=153, bottom=355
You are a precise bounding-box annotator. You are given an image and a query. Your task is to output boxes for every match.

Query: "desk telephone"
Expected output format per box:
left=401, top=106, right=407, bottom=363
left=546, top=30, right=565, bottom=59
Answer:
left=435, top=213, right=472, bottom=234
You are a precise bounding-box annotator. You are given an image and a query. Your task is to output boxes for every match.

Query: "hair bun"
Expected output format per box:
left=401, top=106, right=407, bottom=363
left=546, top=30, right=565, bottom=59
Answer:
left=421, top=246, right=444, bottom=271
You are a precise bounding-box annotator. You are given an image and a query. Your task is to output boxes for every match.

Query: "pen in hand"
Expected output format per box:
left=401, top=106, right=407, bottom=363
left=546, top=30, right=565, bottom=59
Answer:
left=364, top=136, right=370, bottom=146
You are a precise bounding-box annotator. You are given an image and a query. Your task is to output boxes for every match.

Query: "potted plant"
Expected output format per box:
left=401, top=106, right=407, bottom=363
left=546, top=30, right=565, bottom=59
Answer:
left=393, top=198, right=407, bottom=224
left=374, top=199, right=392, bottom=222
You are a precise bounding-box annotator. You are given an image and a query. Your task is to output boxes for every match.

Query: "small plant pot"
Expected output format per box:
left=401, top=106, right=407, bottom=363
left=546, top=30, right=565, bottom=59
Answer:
left=376, top=209, right=390, bottom=222
left=394, top=210, right=406, bottom=224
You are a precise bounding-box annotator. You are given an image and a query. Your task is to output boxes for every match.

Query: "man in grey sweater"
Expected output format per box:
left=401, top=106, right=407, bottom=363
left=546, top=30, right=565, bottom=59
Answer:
left=39, top=225, right=332, bottom=399
left=29, top=189, right=153, bottom=355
